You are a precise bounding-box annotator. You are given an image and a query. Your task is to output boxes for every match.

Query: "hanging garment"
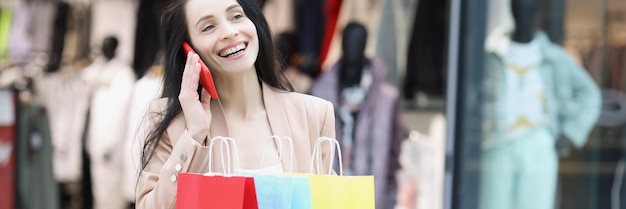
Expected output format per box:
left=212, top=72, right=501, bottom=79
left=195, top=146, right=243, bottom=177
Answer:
left=16, top=104, right=60, bottom=209
left=0, top=7, right=13, bottom=59
left=296, top=0, right=324, bottom=78
left=310, top=57, right=404, bottom=209
left=30, top=1, right=56, bottom=54
left=403, top=0, right=447, bottom=100
left=82, top=57, right=136, bottom=209
left=8, top=1, right=56, bottom=63
left=133, top=0, right=167, bottom=78
left=73, top=3, right=92, bottom=62
left=262, top=0, right=295, bottom=36
left=374, top=0, right=417, bottom=88
left=35, top=70, right=92, bottom=183
left=47, top=2, right=70, bottom=73
left=8, top=2, right=33, bottom=63
left=319, top=0, right=342, bottom=68
left=121, top=69, right=163, bottom=203
left=375, top=0, right=404, bottom=87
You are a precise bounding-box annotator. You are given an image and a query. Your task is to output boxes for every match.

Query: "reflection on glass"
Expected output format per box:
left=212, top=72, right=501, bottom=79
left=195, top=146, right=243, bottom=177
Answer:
left=480, top=0, right=601, bottom=209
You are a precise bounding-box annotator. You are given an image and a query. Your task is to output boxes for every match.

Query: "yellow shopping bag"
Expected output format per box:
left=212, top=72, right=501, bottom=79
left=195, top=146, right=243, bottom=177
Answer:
left=308, top=137, right=375, bottom=209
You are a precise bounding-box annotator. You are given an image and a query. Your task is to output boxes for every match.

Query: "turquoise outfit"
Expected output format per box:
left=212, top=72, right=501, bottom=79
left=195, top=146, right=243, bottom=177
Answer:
left=480, top=29, right=601, bottom=209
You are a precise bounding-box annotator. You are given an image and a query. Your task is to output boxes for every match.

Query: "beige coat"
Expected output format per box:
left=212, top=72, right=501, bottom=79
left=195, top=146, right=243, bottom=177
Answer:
left=136, top=82, right=336, bottom=209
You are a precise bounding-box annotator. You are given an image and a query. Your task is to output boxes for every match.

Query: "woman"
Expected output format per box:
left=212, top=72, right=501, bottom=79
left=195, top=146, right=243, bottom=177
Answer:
left=135, top=0, right=336, bottom=208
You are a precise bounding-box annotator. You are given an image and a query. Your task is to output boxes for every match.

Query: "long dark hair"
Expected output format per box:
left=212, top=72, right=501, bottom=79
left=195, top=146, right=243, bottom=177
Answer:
left=141, top=0, right=292, bottom=172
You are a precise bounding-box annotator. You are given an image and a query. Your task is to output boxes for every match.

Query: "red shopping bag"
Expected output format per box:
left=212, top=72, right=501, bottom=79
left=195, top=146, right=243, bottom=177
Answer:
left=176, top=173, right=258, bottom=209
left=176, top=137, right=259, bottom=209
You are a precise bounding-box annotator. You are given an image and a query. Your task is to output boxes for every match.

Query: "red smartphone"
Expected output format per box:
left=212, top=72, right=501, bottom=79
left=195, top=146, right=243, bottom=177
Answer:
left=182, top=41, right=218, bottom=99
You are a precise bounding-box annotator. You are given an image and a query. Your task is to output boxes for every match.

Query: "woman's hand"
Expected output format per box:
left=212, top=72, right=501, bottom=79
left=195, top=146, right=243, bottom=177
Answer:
left=178, top=52, right=212, bottom=143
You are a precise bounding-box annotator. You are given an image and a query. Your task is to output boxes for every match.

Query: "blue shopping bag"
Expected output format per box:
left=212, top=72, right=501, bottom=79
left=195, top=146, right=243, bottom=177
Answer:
left=289, top=174, right=312, bottom=209
left=237, top=136, right=313, bottom=209
left=250, top=174, right=293, bottom=208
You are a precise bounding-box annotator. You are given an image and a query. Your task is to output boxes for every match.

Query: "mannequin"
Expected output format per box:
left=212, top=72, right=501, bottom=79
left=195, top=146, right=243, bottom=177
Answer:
left=310, top=22, right=404, bottom=209
left=510, top=0, right=536, bottom=43
left=102, top=37, right=117, bottom=61
left=339, top=23, right=367, bottom=90
left=480, top=0, right=601, bottom=209
left=82, top=36, right=136, bottom=209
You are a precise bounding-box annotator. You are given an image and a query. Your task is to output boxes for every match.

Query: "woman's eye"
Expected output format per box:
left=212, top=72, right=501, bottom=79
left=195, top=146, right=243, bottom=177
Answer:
left=232, top=14, right=243, bottom=20
left=201, top=25, right=215, bottom=32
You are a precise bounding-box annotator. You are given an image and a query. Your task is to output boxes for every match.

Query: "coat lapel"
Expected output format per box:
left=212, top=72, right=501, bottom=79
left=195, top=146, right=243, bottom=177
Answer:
left=209, top=99, right=230, bottom=138
left=262, top=82, right=296, bottom=171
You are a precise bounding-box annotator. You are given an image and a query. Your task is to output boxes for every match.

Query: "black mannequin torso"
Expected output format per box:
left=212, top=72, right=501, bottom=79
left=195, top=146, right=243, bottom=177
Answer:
left=339, top=23, right=368, bottom=90
left=511, top=0, right=538, bottom=43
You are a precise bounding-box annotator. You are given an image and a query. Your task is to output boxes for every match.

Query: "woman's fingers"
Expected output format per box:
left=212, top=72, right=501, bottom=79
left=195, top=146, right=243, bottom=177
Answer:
left=200, top=87, right=212, bottom=124
left=179, top=53, right=201, bottom=101
left=178, top=52, right=210, bottom=141
left=188, top=55, right=201, bottom=85
left=200, top=87, right=211, bottom=104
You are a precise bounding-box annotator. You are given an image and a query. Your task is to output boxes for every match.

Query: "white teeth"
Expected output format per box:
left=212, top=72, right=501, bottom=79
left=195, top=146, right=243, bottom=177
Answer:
left=220, top=43, right=246, bottom=57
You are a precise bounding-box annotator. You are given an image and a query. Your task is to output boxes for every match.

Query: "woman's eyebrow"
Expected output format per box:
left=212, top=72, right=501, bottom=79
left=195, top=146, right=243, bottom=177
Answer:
left=225, top=4, right=242, bottom=12
left=195, top=14, right=214, bottom=27
left=195, top=4, right=242, bottom=27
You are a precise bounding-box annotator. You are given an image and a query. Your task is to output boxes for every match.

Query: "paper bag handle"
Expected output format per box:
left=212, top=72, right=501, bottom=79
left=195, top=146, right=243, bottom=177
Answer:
left=207, top=136, right=241, bottom=175
left=309, top=137, right=343, bottom=176
left=260, top=136, right=296, bottom=173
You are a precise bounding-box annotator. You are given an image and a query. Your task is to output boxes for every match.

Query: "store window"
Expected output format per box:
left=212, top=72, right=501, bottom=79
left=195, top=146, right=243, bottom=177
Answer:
left=447, top=0, right=626, bottom=209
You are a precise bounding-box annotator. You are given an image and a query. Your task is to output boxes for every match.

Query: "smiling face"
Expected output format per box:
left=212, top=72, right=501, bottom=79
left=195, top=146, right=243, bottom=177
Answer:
left=184, top=0, right=259, bottom=74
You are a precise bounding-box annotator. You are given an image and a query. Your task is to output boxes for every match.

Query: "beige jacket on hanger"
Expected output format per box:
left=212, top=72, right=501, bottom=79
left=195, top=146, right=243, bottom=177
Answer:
left=262, top=0, right=295, bottom=36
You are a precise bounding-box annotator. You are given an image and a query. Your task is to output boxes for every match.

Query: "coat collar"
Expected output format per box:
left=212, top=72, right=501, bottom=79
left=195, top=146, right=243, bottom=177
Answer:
left=206, top=81, right=292, bottom=139
left=485, top=27, right=554, bottom=59
left=261, top=82, right=293, bottom=139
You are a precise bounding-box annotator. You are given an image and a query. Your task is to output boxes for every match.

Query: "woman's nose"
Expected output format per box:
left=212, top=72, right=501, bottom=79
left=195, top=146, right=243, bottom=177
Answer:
left=220, top=24, right=239, bottom=40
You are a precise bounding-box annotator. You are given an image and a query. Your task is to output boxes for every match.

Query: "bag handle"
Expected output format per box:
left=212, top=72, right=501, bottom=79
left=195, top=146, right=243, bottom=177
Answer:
left=207, top=136, right=241, bottom=176
left=259, top=135, right=296, bottom=173
left=309, top=137, right=342, bottom=176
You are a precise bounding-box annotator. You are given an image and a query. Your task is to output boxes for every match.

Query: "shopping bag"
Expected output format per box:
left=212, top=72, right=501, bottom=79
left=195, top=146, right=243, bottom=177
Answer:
left=236, top=136, right=310, bottom=209
left=281, top=173, right=313, bottom=209
left=308, top=137, right=375, bottom=209
left=289, top=174, right=312, bottom=209
left=250, top=174, right=292, bottom=208
left=177, top=173, right=258, bottom=209
left=176, top=137, right=259, bottom=209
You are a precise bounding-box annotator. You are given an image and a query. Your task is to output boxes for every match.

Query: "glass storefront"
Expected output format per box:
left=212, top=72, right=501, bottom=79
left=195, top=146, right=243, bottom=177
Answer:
left=446, top=0, right=626, bottom=208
